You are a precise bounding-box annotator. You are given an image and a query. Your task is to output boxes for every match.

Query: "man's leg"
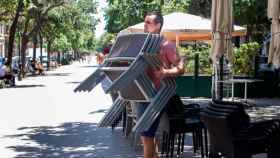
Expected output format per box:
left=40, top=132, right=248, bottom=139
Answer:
left=136, top=103, right=161, bottom=158
left=142, top=136, right=156, bottom=158
left=138, top=107, right=161, bottom=158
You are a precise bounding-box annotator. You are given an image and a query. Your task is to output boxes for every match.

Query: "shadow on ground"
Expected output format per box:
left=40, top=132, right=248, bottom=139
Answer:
left=79, top=65, right=99, bottom=68
left=89, top=109, right=108, bottom=115
left=4, top=122, right=142, bottom=158
left=28, top=73, right=72, bottom=77
left=65, top=81, right=81, bottom=85
left=7, top=84, right=45, bottom=89
left=44, top=73, right=72, bottom=77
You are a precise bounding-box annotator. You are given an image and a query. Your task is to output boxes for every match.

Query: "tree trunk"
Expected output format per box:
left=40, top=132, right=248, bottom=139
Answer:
left=20, top=33, right=29, bottom=77
left=57, top=52, right=61, bottom=65
left=32, top=35, right=37, bottom=61
left=7, top=0, right=24, bottom=66
left=39, top=33, right=43, bottom=63
left=74, top=49, right=78, bottom=61
left=20, top=13, right=32, bottom=78
left=47, top=40, right=51, bottom=70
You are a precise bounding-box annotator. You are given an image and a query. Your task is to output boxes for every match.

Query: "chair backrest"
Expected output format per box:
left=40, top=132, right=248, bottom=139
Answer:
left=211, top=100, right=250, bottom=131
left=104, top=33, right=165, bottom=102
left=201, top=112, right=235, bottom=157
left=202, top=100, right=251, bottom=156
left=165, top=94, right=185, bottom=117
left=107, top=33, right=149, bottom=59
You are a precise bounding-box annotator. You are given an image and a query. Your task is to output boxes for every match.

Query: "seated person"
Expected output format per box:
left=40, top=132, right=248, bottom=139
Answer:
left=36, top=62, right=44, bottom=75
left=31, top=60, right=44, bottom=75
left=0, top=63, right=15, bottom=86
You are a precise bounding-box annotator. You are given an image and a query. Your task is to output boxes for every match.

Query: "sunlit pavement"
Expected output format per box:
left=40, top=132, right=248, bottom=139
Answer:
left=0, top=60, right=268, bottom=158
left=0, top=60, right=142, bottom=158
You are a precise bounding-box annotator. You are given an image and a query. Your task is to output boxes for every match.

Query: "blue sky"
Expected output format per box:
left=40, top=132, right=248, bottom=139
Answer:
left=95, top=0, right=107, bottom=38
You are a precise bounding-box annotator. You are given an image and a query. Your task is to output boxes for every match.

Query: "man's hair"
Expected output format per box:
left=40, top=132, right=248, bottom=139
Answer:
left=144, top=11, right=164, bottom=31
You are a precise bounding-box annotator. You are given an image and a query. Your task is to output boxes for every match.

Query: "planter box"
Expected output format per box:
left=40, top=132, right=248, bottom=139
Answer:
left=176, top=75, right=212, bottom=98
left=175, top=75, right=279, bottom=98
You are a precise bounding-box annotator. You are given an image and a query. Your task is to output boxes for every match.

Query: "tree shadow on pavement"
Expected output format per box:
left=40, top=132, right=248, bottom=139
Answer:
left=89, top=109, right=108, bottom=115
left=7, top=84, right=45, bottom=89
left=4, top=122, right=143, bottom=158
left=79, top=65, right=99, bottom=68
left=65, top=81, right=81, bottom=85
left=28, top=73, right=72, bottom=78
left=44, top=73, right=72, bottom=77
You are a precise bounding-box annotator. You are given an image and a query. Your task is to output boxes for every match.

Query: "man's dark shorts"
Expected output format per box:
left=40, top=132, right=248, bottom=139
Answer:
left=136, top=102, right=161, bottom=138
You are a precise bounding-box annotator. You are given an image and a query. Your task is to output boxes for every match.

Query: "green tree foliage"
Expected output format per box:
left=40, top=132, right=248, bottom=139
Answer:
left=188, top=0, right=211, bottom=18
left=52, top=33, right=71, bottom=52
left=104, top=0, right=270, bottom=43
left=104, top=0, right=192, bottom=33
left=50, top=0, right=98, bottom=54
left=95, top=32, right=116, bottom=52
left=178, top=44, right=211, bottom=75
left=234, top=42, right=260, bottom=76
left=0, top=0, right=18, bottom=21
left=234, top=0, right=270, bottom=42
left=161, top=0, right=190, bottom=14
left=105, top=0, right=158, bottom=33
left=104, top=0, right=218, bottom=33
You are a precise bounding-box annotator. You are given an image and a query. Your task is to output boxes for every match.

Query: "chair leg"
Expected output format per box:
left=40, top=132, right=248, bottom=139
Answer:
left=192, top=131, right=197, bottom=154
left=122, top=108, right=126, bottom=133
left=180, top=134, right=185, bottom=158
left=166, top=133, right=170, bottom=158
left=161, top=132, right=167, bottom=158
left=203, top=127, right=208, bottom=158
left=176, top=133, right=181, bottom=157
left=208, top=152, right=219, bottom=158
left=170, top=133, right=175, bottom=158
left=199, top=128, right=204, bottom=158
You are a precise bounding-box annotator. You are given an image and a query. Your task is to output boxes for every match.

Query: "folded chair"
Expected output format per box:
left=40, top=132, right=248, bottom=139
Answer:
left=201, top=100, right=280, bottom=158
left=75, top=33, right=151, bottom=129
left=75, top=33, right=177, bottom=136
left=160, top=95, right=208, bottom=158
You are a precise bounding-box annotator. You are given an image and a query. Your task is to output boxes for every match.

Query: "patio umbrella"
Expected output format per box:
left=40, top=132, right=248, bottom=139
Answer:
left=210, top=0, right=234, bottom=100
left=268, top=0, right=280, bottom=68
left=125, top=12, right=246, bottom=46
left=210, top=0, right=234, bottom=64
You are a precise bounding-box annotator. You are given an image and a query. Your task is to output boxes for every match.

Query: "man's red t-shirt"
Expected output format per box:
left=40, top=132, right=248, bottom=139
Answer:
left=147, top=40, right=180, bottom=89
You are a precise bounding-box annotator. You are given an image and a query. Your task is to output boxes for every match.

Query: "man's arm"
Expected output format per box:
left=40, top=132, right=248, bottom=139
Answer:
left=96, top=53, right=108, bottom=65
left=159, top=41, right=185, bottom=78
left=161, top=57, right=185, bottom=77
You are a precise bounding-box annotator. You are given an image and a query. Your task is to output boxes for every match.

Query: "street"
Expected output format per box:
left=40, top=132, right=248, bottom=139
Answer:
left=0, top=61, right=142, bottom=158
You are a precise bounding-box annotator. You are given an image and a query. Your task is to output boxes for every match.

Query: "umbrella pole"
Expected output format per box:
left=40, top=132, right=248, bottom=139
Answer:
left=218, top=55, right=224, bottom=100
left=211, top=55, right=224, bottom=101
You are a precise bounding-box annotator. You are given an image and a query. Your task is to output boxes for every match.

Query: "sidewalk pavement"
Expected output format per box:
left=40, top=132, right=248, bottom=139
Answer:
left=0, top=61, right=141, bottom=158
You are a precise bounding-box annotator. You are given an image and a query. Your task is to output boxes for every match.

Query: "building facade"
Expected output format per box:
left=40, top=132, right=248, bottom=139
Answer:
left=0, top=24, right=5, bottom=57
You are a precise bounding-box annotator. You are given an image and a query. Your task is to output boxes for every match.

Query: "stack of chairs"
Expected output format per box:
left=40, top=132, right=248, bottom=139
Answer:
left=201, top=99, right=280, bottom=158
left=74, top=33, right=176, bottom=135
left=160, top=95, right=208, bottom=158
